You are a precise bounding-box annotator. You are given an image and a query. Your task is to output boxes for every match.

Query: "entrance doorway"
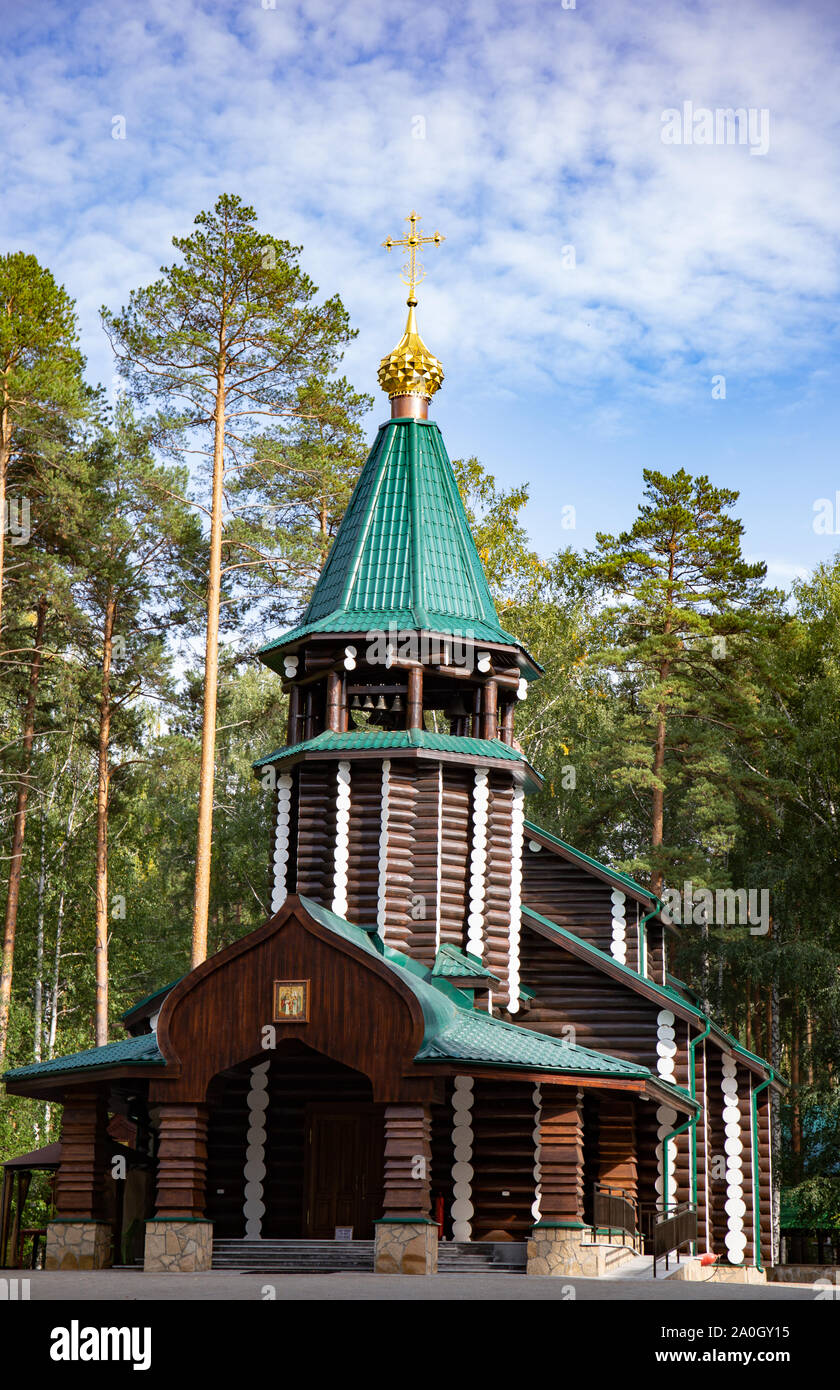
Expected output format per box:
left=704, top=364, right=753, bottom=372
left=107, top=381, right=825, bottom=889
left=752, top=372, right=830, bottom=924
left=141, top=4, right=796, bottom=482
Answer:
left=206, top=1043, right=383, bottom=1239
left=305, top=1107, right=383, bottom=1239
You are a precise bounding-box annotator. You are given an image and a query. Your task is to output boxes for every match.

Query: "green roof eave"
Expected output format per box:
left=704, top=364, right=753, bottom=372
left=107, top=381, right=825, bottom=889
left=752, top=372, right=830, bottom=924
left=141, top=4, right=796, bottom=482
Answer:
left=119, top=977, right=183, bottom=1022
left=521, top=904, right=780, bottom=1082
left=253, top=729, right=543, bottom=789
left=3, top=1032, right=165, bottom=1083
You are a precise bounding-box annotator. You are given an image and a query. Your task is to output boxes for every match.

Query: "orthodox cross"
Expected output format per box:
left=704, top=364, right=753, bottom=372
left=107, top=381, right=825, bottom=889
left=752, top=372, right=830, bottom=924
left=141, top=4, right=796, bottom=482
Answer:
left=381, top=210, right=445, bottom=303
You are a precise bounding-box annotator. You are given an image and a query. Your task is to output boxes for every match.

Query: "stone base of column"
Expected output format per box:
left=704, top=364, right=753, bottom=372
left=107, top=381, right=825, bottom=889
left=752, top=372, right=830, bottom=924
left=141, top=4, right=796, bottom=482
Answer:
left=526, top=1223, right=605, bottom=1277
left=143, top=1219, right=213, bottom=1272
left=374, top=1219, right=438, bottom=1275
left=45, top=1220, right=113, bottom=1270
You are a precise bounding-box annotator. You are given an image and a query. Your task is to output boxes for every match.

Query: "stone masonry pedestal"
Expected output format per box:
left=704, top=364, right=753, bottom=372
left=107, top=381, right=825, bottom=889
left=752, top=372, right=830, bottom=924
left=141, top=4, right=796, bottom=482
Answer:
left=374, top=1219, right=438, bottom=1274
left=527, top=1224, right=605, bottom=1277
left=143, top=1219, right=213, bottom=1272
left=45, top=1220, right=113, bottom=1270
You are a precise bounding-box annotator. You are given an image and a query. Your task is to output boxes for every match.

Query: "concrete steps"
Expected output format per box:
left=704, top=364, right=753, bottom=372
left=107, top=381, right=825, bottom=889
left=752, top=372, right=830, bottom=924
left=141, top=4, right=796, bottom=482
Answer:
left=212, top=1239, right=375, bottom=1273
left=437, top=1242, right=526, bottom=1274
left=211, top=1238, right=526, bottom=1274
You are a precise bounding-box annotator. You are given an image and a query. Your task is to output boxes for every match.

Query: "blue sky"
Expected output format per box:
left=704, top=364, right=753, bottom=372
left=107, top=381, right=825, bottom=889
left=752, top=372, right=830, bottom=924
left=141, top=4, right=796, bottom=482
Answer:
left=4, top=0, right=840, bottom=589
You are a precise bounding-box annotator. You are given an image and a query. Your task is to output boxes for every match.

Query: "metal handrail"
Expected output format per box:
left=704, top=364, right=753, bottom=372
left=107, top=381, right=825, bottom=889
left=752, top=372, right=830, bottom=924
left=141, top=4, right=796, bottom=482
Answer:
left=591, top=1183, right=643, bottom=1252
left=644, top=1200, right=698, bottom=1277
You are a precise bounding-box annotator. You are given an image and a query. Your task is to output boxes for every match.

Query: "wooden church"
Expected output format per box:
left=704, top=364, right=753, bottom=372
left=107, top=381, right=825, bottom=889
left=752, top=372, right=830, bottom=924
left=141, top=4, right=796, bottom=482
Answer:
left=3, top=216, right=779, bottom=1279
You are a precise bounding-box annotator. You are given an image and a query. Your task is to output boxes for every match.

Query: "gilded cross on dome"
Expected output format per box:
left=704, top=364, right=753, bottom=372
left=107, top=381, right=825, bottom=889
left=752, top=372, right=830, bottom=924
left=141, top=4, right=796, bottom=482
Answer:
left=381, top=210, right=445, bottom=305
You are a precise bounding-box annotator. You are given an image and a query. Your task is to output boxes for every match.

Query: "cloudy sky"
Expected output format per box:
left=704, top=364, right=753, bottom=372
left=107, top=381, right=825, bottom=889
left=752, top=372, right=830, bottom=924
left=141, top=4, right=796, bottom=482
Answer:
left=4, top=0, right=840, bottom=586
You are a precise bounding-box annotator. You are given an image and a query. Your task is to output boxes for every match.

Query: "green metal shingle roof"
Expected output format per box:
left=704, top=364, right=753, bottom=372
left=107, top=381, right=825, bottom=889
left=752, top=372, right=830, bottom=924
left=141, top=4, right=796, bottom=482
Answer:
left=432, top=944, right=499, bottom=981
left=258, top=418, right=538, bottom=674
left=3, top=1032, right=164, bottom=1081
left=254, top=729, right=541, bottom=784
left=302, top=899, right=651, bottom=1079
left=414, top=1009, right=650, bottom=1076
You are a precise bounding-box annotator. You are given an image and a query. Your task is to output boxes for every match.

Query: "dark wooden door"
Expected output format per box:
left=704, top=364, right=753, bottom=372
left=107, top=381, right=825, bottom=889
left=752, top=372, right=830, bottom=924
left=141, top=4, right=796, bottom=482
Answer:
left=305, top=1108, right=383, bottom=1239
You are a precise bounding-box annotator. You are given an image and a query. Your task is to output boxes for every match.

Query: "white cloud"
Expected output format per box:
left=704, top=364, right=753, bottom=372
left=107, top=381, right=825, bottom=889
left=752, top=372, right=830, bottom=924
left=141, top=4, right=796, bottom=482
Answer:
left=0, top=0, right=838, bottom=418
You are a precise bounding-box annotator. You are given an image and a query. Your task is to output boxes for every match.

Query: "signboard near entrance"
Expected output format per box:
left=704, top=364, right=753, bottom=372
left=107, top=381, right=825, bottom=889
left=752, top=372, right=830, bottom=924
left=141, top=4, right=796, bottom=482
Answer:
left=334, top=1227, right=354, bottom=1241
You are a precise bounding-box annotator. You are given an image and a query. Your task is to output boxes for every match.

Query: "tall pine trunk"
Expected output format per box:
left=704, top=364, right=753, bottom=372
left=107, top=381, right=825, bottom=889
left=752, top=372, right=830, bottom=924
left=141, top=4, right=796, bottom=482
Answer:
left=0, top=593, right=47, bottom=1065
left=0, top=374, right=9, bottom=642
left=94, top=594, right=116, bottom=1045
left=191, top=360, right=226, bottom=967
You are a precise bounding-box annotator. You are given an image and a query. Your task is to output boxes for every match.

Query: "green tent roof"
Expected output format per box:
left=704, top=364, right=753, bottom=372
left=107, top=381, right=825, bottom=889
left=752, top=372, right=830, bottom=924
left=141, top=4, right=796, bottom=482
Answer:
left=258, top=418, right=538, bottom=675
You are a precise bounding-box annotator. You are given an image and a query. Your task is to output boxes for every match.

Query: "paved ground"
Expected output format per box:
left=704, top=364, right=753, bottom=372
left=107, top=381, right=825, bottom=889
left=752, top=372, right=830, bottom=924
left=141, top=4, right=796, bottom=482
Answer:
left=6, top=1270, right=819, bottom=1300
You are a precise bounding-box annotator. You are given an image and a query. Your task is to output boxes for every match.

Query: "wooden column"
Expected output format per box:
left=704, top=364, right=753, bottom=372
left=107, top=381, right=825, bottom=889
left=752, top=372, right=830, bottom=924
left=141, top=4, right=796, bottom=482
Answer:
left=326, top=670, right=342, bottom=732
left=482, top=679, right=498, bottom=740
left=153, top=1103, right=209, bottom=1219
left=597, top=1097, right=638, bottom=1203
left=538, top=1087, right=585, bottom=1224
left=500, top=699, right=515, bottom=746
left=0, top=1166, right=13, bottom=1266
left=471, top=687, right=481, bottom=738
left=286, top=685, right=300, bottom=745
left=381, top=1104, right=432, bottom=1219
left=304, top=688, right=315, bottom=741
left=406, top=667, right=423, bottom=731
left=54, top=1090, right=110, bottom=1220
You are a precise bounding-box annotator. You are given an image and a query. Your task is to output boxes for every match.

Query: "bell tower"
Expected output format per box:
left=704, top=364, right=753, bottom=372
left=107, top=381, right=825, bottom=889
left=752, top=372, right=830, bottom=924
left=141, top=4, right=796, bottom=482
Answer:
left=255, top=212, right=542, bottom=1015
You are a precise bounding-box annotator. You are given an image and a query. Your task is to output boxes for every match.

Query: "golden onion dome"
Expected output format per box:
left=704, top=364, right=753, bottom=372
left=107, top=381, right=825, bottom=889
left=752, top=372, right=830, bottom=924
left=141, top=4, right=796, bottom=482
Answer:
left=377, top=298, right=444, bottom=401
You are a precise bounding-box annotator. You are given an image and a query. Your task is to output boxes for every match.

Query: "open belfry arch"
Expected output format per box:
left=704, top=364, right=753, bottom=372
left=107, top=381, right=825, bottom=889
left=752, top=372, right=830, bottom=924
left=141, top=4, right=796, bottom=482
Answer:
left=3, top=213, right=780, bottom=1279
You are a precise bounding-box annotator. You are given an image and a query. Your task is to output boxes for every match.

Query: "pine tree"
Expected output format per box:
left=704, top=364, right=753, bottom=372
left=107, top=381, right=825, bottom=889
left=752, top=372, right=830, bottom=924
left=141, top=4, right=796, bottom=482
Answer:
left=0, top=253, right=86, bottom=645
left=584, top=468, right=786, bottom=894
left=74, top=403, right=201, bottom=1043
left=226, top=375, right=371, bottom=637
left=102, top=193, right=355, bottom=967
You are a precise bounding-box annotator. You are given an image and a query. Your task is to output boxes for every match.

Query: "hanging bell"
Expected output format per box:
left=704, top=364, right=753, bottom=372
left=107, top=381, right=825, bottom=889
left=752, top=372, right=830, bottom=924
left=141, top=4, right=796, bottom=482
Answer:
left=446, top=696, right=469, bottom=720
left=391, top=694, right=404, bottom=713
left=362, top=694, right=374, bottom=710
left=375, top=695, right=387, bottom=710
left=350, top=694, right=361, bottom=709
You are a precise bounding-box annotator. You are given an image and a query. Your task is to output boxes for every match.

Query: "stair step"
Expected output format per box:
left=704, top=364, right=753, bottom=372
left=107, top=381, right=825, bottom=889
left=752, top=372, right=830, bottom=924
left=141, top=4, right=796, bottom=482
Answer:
left=210, top=1238, right=525, bottom=1274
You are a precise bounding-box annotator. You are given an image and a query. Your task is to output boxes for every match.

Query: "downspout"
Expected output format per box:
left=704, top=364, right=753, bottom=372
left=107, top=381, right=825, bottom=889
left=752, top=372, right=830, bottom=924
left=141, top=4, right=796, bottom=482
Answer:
left=661, top=1113, right=694, bottom=1215
left=638, top=899, right=660, bottom=978
left=688, top=1021, right=712, bottom=1252
left=750, top=1069, right=776, bottom=1272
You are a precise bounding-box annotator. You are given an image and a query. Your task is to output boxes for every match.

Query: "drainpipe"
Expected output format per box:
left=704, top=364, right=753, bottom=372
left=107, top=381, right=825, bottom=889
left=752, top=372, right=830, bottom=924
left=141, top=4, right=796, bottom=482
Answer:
left=750, top=1069, right=776, bottom=1272
left=638, top=899, right=661, bottom=977
left=661, top=1113, right=694, bottom=1216
left=688, top=1022, right=712, bottom=1253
